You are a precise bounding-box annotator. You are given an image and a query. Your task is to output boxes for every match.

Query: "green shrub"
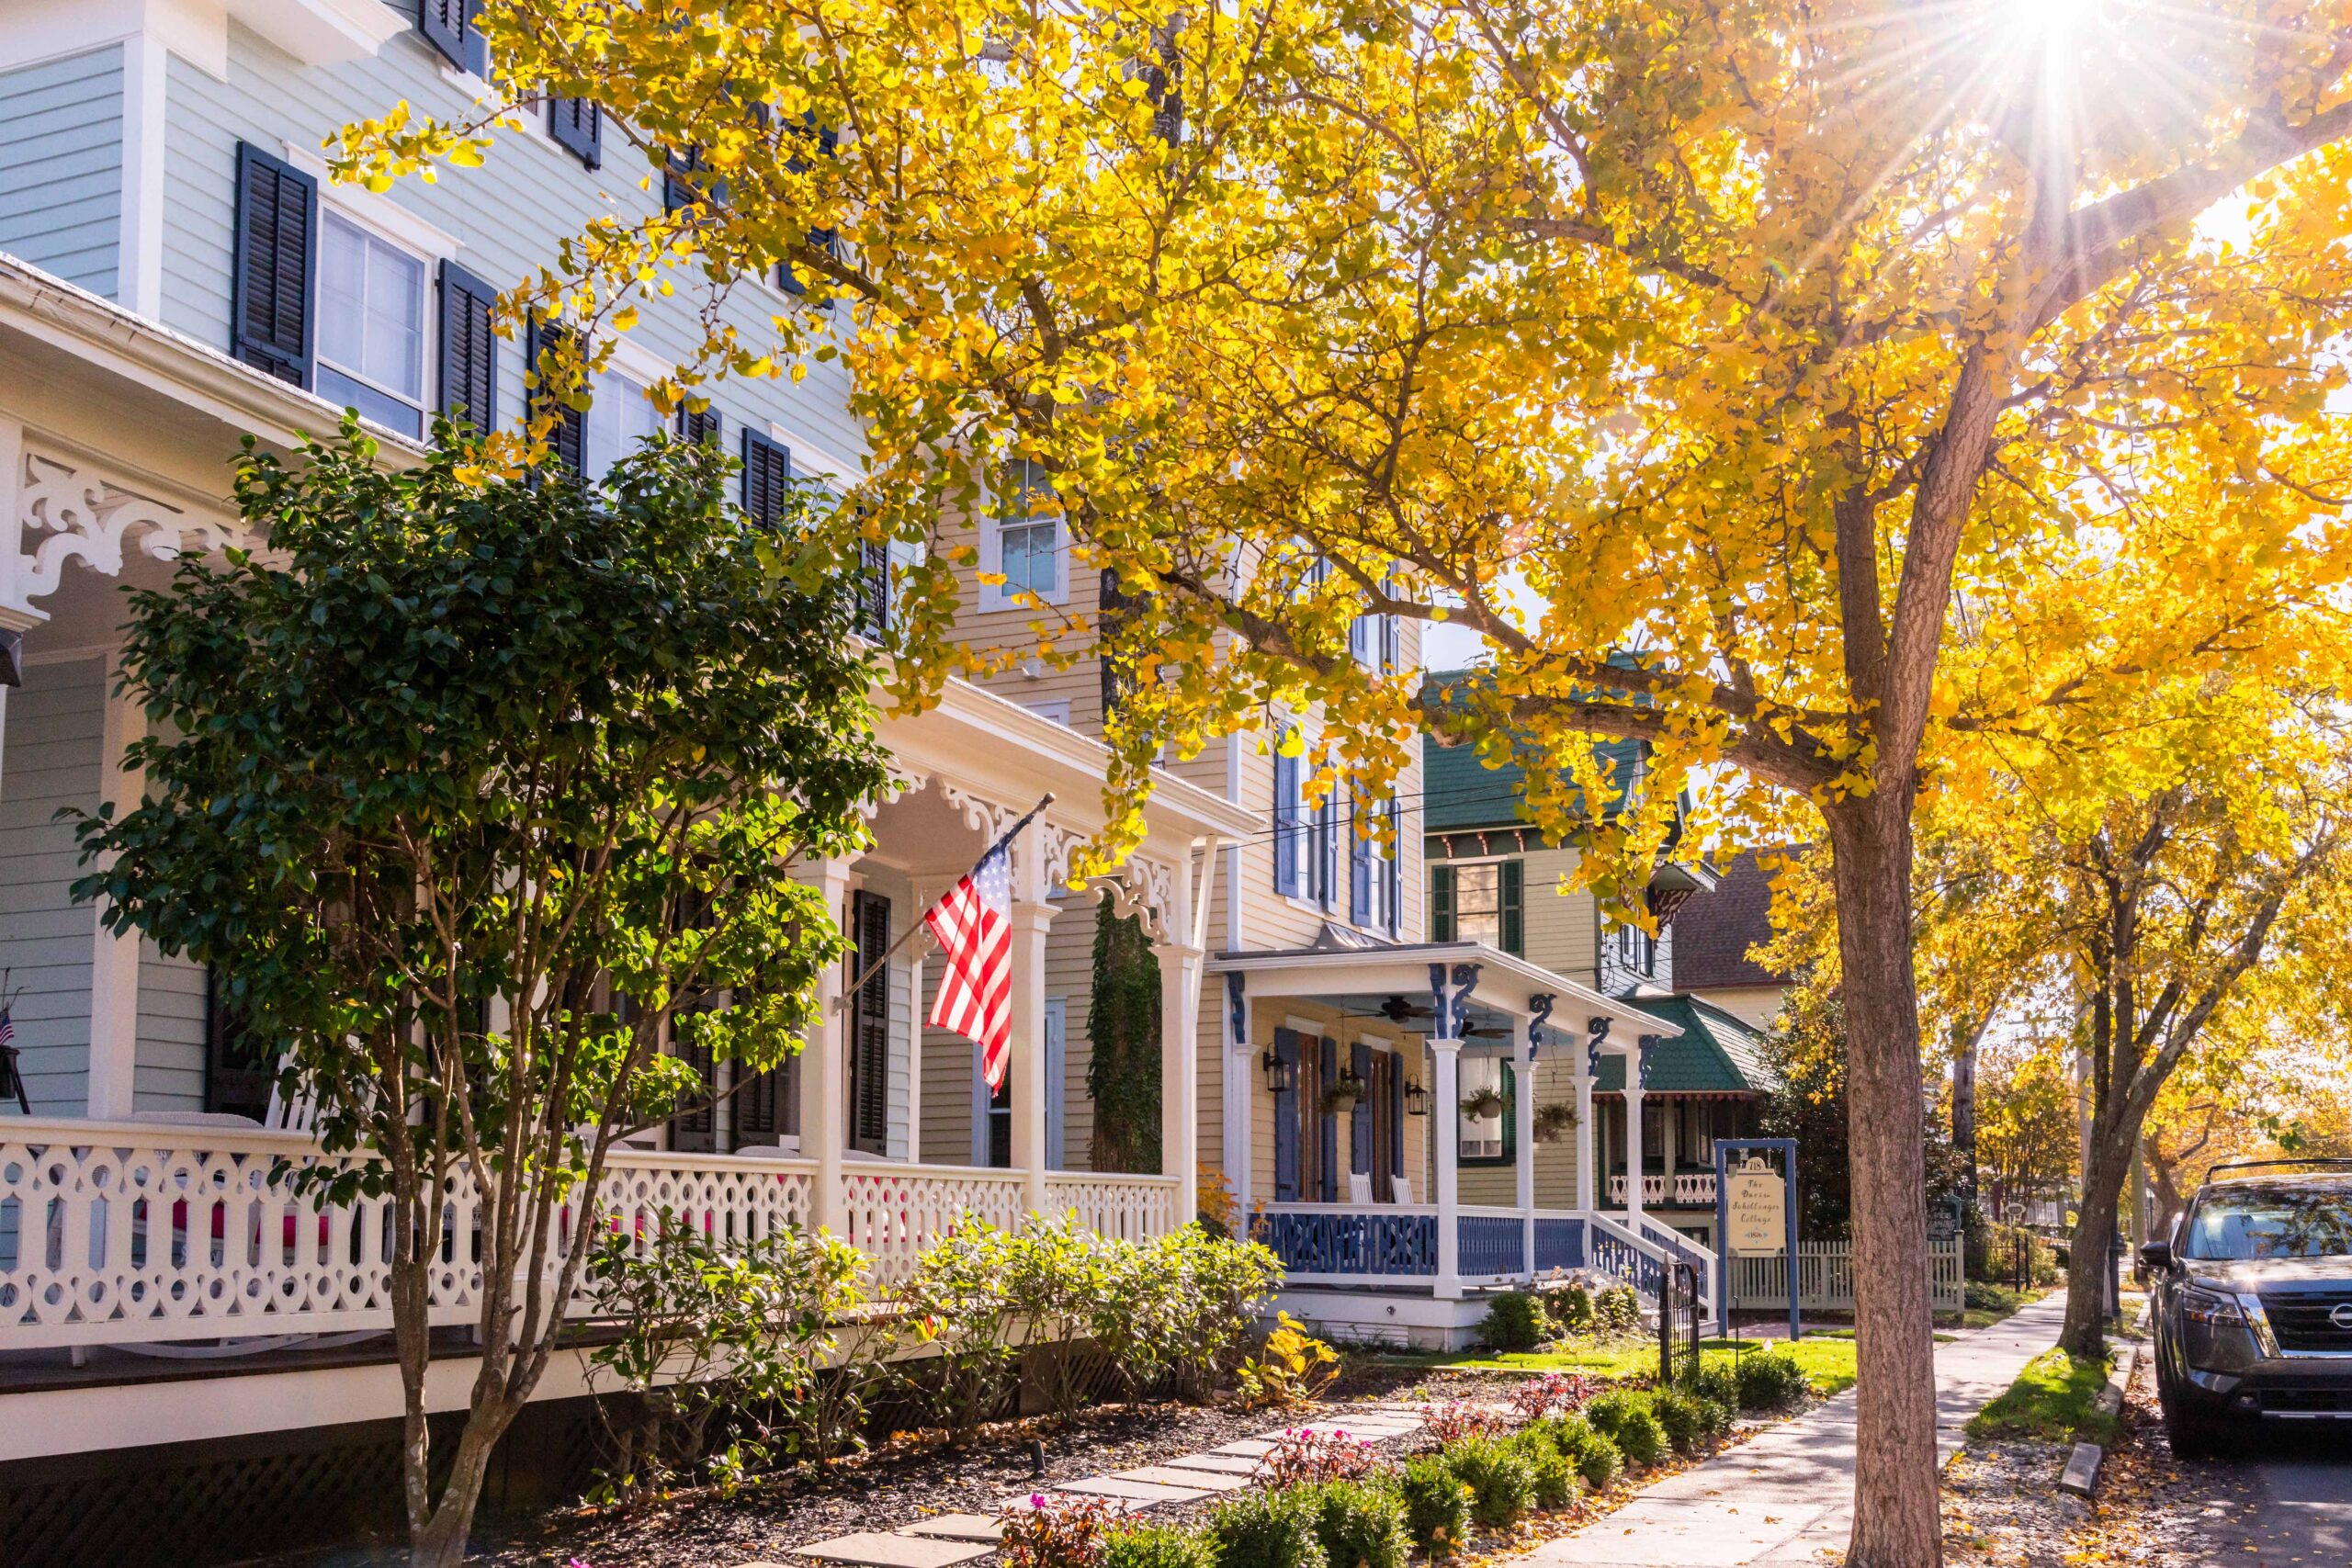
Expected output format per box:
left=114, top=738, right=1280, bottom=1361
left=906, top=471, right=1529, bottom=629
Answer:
left=1583, top=1389, right=1642, bottom=1440
left=1100, top=1524, right=1219, bottom=1568
left=1480, top=1291, right=1548, bottom=1352
left=1541, top=1283, right=1593, bottom=1333
left=1209, top=1488, right=1329, bottom=1568
left=1510, top=1434, right=1580, bottom=1510
left=1649, top=1389, right=1707, bottom=1456
left=1595, top=1284, right=1642, bottom=1332
left=1611, top=1404, right=1668, bottom=1468
left=1396, top=1455, right=1471, bottom=1557
left=1694, top=1394, right=1736, bottom=1438
left=1573, top=1428, right=1623, bottom=1490
left=1735, top=1348, right=1812, bottom=1411
left=1443, top=1436, right=1536, bottom=1530
left=1300, top=1480, right=1411, bottom=1568
left=1690, top=1357, right=1740, bottom=1410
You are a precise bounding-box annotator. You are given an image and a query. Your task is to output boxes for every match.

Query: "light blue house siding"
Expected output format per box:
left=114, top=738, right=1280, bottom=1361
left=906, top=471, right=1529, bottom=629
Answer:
left=162, top=22, right=866, bottom=462
left=0, top=658, right=103, bottom=1115
left=0, top=46, right=124, bottom=299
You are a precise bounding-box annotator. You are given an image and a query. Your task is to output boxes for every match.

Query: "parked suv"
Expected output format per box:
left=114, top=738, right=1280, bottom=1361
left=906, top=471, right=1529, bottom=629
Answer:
left=2143, top=1160, right=2352, bottom=1454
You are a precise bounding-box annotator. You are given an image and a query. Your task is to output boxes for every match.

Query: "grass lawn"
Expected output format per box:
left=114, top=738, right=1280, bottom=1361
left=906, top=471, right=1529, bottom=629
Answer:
left=1964, top=1348, right=2118, bottom=1445
left=1459, top=1336, right=1860, bottom=1396
left=1958, top=1282, right=2051, bottom=1330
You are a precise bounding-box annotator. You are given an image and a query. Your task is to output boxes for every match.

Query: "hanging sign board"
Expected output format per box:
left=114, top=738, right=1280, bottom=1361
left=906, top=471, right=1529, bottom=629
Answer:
left=1725, top=1156, right=1788, bottom=1256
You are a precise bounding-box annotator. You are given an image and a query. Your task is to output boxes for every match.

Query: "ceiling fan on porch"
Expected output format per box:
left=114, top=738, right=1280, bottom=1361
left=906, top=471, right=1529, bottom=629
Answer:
left=1374, top=995, right=1499, bottom=1037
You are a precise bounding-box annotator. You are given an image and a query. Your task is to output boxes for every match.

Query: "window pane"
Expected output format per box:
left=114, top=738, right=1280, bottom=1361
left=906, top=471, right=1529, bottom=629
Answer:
left=1455, top=863, right=1499, bottom=915
left=1002, top=520, right=1055, bottom=594
left=319, top=366, right=422, bottom=439
left=366, top=241, right=425, bottom=398
left=1459, top=1057, right=1505, bottom=1159
left=319, top=218, right=368, bottom=373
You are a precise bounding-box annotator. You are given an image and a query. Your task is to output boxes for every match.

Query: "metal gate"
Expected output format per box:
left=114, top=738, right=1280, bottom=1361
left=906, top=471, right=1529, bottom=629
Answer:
left=1658, top=1260, right=1702, bottom=1386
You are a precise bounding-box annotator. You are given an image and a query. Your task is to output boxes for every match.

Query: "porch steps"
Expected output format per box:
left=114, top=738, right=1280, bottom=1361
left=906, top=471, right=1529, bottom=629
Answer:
left=786, top=1409, right=1430, bottom=1567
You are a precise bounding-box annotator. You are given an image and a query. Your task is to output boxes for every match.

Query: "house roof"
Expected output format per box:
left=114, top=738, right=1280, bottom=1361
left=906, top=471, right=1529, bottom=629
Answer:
left=1669, top=848, right=1790, bottom=992
left=1593, top=993, right=1775, bottom=1095
left=1419, top=671, right=1648, bottom=835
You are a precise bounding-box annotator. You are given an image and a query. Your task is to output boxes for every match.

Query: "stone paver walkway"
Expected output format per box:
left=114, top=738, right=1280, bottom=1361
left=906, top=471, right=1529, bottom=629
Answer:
left=1520, top=1292, right=2070, bottom=1568
left=785, top=1401, right=1464, bottom=1568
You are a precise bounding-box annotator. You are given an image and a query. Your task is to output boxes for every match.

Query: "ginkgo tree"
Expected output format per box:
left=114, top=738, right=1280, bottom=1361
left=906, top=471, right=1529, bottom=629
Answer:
left=342, top=1, right=2352, bottom=1560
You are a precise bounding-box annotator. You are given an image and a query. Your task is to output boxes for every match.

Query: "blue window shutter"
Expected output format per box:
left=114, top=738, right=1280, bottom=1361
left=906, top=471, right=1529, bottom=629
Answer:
left=418, top=0, right=485, bottom=74
left=1317, top=1035, right=1339, bottom=1201
left=524, top=318, right=585, bottom=476
left=1272, top=746, right=1298, bottom=895
left=1318, top=797, right=1340, bottom=911
left=1351, top=1041, right=1373, bottom=1174
left=1388, top=1048, right=1407, bottom=1182
left=231, top=142, right=315, bottom=387
left=1272, top=1028, right=1300, bottom=1201
left=436, top=260, right=498, bottom=433
left=1380, top=610, right=1399, bottom=673
left=549, top=96, right=602, bottom=168
left=1385, top=799, right=1404, bottom=937
left=1349, top=795, right=1373, bottom=924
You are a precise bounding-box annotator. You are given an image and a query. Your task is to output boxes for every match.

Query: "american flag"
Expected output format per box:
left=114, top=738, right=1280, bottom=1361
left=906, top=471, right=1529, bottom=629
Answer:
left=925, top=807, right=1041, bottom=1091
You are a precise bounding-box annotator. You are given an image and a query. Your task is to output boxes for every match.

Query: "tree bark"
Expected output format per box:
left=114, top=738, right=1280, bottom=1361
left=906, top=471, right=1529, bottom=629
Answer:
left=1951, top=1024, right=1978, bottom=1217
left=1826, top=792, right=1943, bottom=1568
left=409, top=1400, right=516, bottom=1568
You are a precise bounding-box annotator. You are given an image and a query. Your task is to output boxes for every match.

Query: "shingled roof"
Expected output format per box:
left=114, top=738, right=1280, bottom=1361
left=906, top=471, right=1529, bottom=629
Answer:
left=1419, top=670, right=1648, bottom=836
left=1592, top=993, right=1775, bottom=1095
left=1668, top=848, right=1789, bottom=991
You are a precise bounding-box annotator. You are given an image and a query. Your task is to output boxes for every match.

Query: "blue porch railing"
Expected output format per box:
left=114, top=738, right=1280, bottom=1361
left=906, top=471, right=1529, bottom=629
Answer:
left=1533, top=1216, right=1586, bottom=1271
left=1259, top=1209, right=1439, bottom=1277
left=1457, top=1214, right=1526, bottom=1276
left=1588, top=1220, right=1668, bottom=1296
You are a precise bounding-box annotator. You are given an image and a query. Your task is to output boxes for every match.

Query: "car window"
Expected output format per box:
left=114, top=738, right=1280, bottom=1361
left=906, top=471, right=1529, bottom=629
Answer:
left=2183, top=1188, right=2352, bottom=1260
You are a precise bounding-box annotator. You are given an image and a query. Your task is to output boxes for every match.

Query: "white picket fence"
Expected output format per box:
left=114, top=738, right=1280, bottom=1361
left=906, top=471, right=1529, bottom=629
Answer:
left=1728, top=1237, right=1964, bottom=1313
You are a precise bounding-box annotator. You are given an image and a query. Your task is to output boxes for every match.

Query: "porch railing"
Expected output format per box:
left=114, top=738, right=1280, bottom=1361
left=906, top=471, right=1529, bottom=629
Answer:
left=0, top=1119, right=1179, bottom=1349
left=1606, top=1170, right=1718, bottom=1205
left=1258, top=1202, right=1613, bottom=1288
left=1729, top=1238, right=1965, bottom=1314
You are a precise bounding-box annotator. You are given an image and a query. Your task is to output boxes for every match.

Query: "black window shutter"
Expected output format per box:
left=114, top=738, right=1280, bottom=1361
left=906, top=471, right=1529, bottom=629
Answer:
left=525, top=318, right=585, bottom=475
left=736, top=1064, right=779, bottom=1144
left=418, top=0, right=484, bottom=74
left=1317, top=796, right=1340, bottom=911
left=1380, top=610, right=1399, bottom=673
left=671, top=1033, right=718, bottom=1152
left=1430, top=863, right=1455, bottom=942
left=663, top=144, right=699, bottom=213
left=849, top=890, right=891, bottom=1152
left=677, top=404, right=719, bottom=446
left=549, top=96, right=602, bottom=168
left=231, top=141, right=316, bottom=387
left=741, top=430, right=791, bottom=527
left=1499, top=858, right=1524, bottom=955
left=857, top=539, right=891, bottom=638
left=1272, top=1028, right=1300, bottom=1201
left=436, top=260, right=498, bottom=434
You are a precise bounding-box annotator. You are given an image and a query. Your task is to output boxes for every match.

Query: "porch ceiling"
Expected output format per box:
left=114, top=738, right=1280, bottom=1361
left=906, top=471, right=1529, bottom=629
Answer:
left=1208, top=940, right=1681, bottom=1041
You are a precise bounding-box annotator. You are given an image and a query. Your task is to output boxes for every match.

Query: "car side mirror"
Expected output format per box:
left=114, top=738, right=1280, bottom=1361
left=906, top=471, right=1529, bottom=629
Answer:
left=2138, top=1240, right=2175, bottom=1272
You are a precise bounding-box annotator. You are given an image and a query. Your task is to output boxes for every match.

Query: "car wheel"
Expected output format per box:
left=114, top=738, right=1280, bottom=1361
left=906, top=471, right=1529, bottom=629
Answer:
left=2158, top=1362, right=2222, bottom=1460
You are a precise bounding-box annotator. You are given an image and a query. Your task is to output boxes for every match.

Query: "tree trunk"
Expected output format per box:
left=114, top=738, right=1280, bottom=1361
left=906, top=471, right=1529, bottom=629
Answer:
left=1825, top=793, right=1942, bottom=1568
left=409, top=1401, right=514, bottom=1568
left=1951, top=1027, right=1978, bottom=1217
left=2062, top=1114, right=2133, bottom=1359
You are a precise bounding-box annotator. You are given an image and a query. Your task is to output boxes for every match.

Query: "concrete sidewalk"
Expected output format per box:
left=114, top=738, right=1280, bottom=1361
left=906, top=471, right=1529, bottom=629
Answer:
left=1521, top=1292, right=2069, bottom=1567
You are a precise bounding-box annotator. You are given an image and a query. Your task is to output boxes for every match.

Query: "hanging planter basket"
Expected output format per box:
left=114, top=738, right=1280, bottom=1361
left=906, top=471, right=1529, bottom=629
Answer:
left=1532, top=1101, right=1578, bottom=1145
left=1320, top=1073, right=1367, bottom=1114
left=1461, top=1087, right=1507, bottom=1121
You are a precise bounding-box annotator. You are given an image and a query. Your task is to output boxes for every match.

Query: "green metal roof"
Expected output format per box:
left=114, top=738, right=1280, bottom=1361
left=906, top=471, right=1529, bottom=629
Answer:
left=1420, top=671, right=1646, bottom=834
left=1592, top=993, right=1774, bottom=1095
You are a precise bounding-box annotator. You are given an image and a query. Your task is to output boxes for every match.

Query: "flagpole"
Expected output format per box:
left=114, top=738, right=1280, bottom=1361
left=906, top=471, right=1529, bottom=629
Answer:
left=831, top=791, right=1055, bottom=1011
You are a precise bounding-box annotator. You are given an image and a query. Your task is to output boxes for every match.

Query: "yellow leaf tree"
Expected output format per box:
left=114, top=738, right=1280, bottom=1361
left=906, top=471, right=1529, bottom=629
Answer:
left=344, top=2, right=2352, bottom=1560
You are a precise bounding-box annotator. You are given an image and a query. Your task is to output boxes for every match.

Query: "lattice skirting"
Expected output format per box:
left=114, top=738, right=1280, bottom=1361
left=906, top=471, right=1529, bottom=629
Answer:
left=0, top=1395, right=601, bottom=1568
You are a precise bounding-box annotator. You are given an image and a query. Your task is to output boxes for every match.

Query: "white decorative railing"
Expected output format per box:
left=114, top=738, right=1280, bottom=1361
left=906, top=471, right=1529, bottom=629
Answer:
left=0, top=1117, right=831, bottom=1350
left=1043, top=1173, right=1180, bottom=1246
left=1605, top=1171, right=1717, bottom=1205
left=839, top=1163, right=1025, bottom=1285
left=1730, top=1238, right=1965, bottom=1314
left=1631, top=1211, right=1715, bottom=1313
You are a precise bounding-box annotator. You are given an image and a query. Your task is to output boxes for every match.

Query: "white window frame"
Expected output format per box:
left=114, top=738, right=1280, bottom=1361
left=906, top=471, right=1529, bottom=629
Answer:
left=1450, top=858, right=1510, bottom=949
left=313, top=206, right=434, bottom=440
left=1022, top=699, right=1072, bottom=727
left=1458, top=1055, right=1508, bottom=1161
left=981, top=458, right=1068, bottom=610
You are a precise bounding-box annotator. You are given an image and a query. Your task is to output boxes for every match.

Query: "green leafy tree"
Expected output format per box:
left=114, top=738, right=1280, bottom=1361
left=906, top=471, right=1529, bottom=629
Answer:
left=1086, top=899, right=1162, bottom=1173
left=73, top=425, right=888, bottom=1568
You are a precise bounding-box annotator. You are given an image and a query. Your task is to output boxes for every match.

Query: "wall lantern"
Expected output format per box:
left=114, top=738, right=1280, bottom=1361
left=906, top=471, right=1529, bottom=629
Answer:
left=1403, top=1077, right=1430, bottom=1117
left=1261, top=1048, right=1297, bottom=1096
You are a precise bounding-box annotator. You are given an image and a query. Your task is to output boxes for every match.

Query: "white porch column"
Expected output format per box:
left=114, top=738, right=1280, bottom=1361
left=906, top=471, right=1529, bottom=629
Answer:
left=85, top=655, right=144, bottom=1121
left=1431, top=1035, right=1462, bottom=1298
left=1222, top=973, right=1252, bottom=1213
left=1007, top=818, right=1056, bottom=1219
left=1514, top=1030, right=1535, bottom=1277
left=805, top=858, right=854, bottom=1236
left=1623, top=1043, right=1646, bottom=1227
left=1154, top=939, right=1204, bottom=1227
left=1573, top=1032, right=1597, bottom=1213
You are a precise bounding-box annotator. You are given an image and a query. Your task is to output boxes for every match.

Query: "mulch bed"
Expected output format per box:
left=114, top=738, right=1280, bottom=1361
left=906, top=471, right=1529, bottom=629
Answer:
left=472, top=1364, right=1506, bottom=1568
